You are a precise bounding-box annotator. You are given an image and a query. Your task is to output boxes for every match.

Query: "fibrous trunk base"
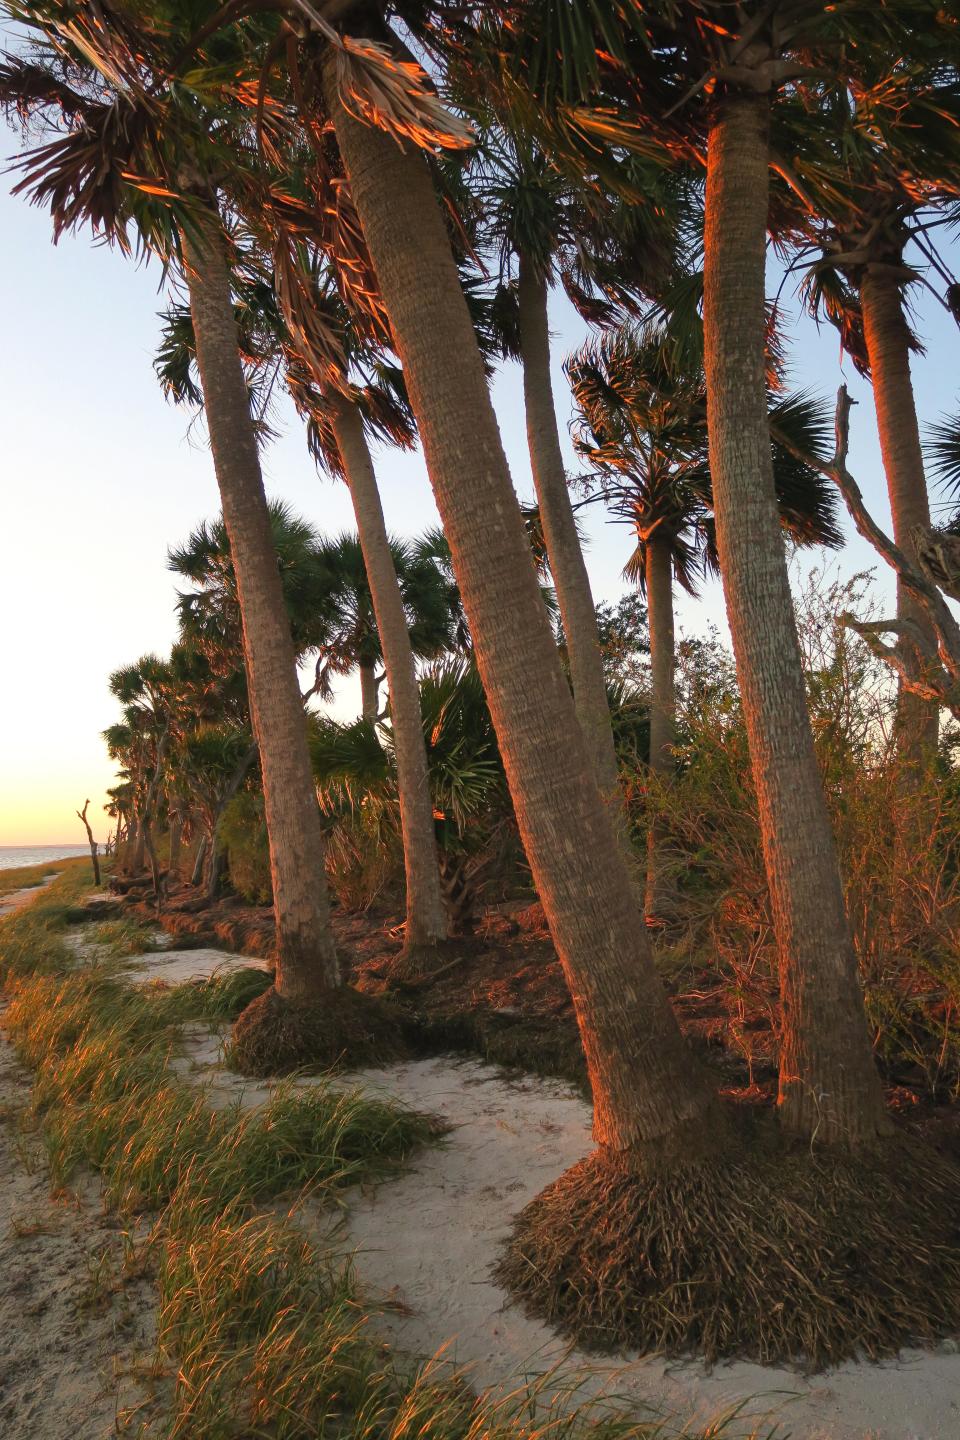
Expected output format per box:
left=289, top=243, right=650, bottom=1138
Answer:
left=496, top=1123, right=960, bottom=1367
left=227, top=985, right=406, bottom=1078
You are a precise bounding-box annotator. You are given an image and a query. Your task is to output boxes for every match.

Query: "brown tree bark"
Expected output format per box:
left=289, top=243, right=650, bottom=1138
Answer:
left=516, top=254, right=624, bottom=827
left=860, top=265, right=938, bottom=757
left=328, top=392, right=448, bottom=949
left=358, top=659, right=380, bottom=719
left=643, top=533, right=676, bottom=922
left=168, top=815, right=182, bottom=878
left=181, top=207, right=339, bottom=999
left=860, top=264, right=939, bottom=907
left=76, top=799, right=101, bottom=887
left=703, top=93, right=889, bottom=1146
left=129, top=816, right=146, bottom=874
left=327, top=70, right=715, bottom=1153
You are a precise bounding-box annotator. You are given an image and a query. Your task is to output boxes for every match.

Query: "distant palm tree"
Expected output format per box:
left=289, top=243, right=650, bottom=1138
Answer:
left=309, top=531, right=455, bottom=720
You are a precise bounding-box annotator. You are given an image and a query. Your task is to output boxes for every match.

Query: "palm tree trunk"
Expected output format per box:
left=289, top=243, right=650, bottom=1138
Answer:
left=130, top=816, right=146, bottom=873
left=191, top=834, right=208, bottom=889
left=358, top=659, right=379, bottom=720
left=328, top=392, right=448, bottom=950
left=327, top=71, right=715, bottom=1153
left=644, top=533, right=676, bottom=922
left=180, top=207, right=339, bottom=1000
left=168, top=815, right=182, bottom=878
left=703, top=93, right=889, bottom=1146
left=859, top=263, right=939, bottom=909
left=516, top=254, right=624, bottom=827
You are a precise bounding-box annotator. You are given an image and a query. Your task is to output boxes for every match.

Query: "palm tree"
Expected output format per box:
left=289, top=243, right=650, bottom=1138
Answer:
left=159, top=255, right=453, bottom=956
left=567, top=322, right=841, bottom=918
left=303, top=14, right=719, bottom=1159
left=791, top=48, right=960, bottom=884
left=479, top=0, right=901, bottom=1147
left=0, top=7, right=385, bottom=1057
left=461, top=126, right=669, bottom=823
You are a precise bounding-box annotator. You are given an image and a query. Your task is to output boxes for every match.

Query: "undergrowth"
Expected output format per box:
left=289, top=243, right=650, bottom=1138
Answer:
left=0, top=865, right=755, bottom=1440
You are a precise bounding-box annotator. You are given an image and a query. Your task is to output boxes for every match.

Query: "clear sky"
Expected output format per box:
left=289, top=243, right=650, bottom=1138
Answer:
left=1, top=155, right=957, bottom=845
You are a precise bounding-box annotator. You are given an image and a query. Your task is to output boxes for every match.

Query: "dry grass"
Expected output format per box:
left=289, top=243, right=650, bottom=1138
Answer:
left=0, top=855, right=88, bottom=897
left=0, top=868, right=789, bottom=1438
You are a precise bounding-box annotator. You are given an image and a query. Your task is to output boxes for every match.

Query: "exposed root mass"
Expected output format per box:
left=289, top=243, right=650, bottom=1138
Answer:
left=496, top=1126, right=960, bottom=1368
left=227, top=984, right=407, bottom=1078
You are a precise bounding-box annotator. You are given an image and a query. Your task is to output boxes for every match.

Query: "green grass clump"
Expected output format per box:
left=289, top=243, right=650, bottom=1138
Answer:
left=147, top=963, right=274, bottom=1025
left=0, top=855, right=88, bottom=896
left=0, top=869, right=786, bottom=1440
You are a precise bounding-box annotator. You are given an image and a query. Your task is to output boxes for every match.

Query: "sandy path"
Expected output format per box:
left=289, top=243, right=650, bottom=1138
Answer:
left=167, top=1005, right=960, bottom=1440
left=74, top=944, right=960, bottom=1439
left=0, top=874, right=58, bottom=917
left=0, top=1025, right=164, bottom=1439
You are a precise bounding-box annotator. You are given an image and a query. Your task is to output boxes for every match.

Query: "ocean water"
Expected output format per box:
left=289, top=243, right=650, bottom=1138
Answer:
left=0, top=844, right=92, bottom=872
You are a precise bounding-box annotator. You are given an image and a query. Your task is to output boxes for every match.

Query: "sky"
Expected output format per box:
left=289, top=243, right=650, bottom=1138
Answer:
left=1, top=164, right=958, bottom=845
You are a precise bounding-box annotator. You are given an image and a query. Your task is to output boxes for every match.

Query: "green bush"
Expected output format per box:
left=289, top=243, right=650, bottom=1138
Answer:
left=219, top=791, right=272, bottom=904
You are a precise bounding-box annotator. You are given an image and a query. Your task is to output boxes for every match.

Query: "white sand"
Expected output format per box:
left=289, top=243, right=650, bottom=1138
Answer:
left=144, top=943, right=960, bottom=1440
left=123, top=946, right=270, bottom=988
left=0, top=874, right=58, bottom=916
left=0, top=1019, right=164, bottom=1438
left=39, top=942, right=960, bottom=1440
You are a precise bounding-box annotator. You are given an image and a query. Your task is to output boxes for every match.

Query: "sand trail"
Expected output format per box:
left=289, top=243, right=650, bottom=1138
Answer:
left=132, top=940, right=960, bottom=1440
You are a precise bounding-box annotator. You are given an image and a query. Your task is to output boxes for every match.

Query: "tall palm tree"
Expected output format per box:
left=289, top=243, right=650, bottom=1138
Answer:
left=792, top=48, right=960, bottom=879
left=479, top=0, right=902, bottom=1147
left=0, top=8, right=345, bottom=1019
left=567, top=322, right=841, bottom=919
left=303, top=14, right=719, bottom=1158
left=800, top=63, right=960, bottom=675
left=159, top=256, right=453, bottom=955
left=461, top=126, right=670, bottom=823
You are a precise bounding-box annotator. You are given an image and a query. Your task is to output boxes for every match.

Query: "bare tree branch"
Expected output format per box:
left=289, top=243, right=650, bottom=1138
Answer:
left=780, top=385, right=960, bottom=715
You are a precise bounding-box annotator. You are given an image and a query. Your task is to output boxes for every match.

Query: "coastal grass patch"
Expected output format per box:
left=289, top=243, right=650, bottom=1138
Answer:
left=0, top=855, right=88, bottom=897
left=0, top=872, right=787, bottom=1438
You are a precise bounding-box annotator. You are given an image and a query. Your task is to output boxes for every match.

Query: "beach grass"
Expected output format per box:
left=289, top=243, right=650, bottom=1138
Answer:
left=0, top=869, right=778, bottom=1440
left=0, top=854, right=90, bottom=897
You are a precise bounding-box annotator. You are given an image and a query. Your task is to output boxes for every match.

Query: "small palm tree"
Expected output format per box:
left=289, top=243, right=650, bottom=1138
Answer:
left=310, top=532, right=455, bottom=720
left=794, top=41, right=960, bottom=787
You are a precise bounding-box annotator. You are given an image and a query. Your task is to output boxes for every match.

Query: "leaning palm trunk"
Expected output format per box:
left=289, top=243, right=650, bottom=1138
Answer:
left=643, top=532, right=676, bottom=922
left=181, top=206, right=339, bottom=1000
left=516, top=254, right=625, bottom=832
left=327, top=392, right=448, bottom=954
left=327, top=71, right=714, bottom=1152
left=859, top=264, right=939, bottom=913
left=703, top=95, right=889, bottom=1146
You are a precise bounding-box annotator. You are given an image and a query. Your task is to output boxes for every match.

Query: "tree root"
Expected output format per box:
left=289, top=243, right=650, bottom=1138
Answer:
left=227, top=984, right=408, bottom=1078
left=496, top=1121, right=960, bottom=1368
